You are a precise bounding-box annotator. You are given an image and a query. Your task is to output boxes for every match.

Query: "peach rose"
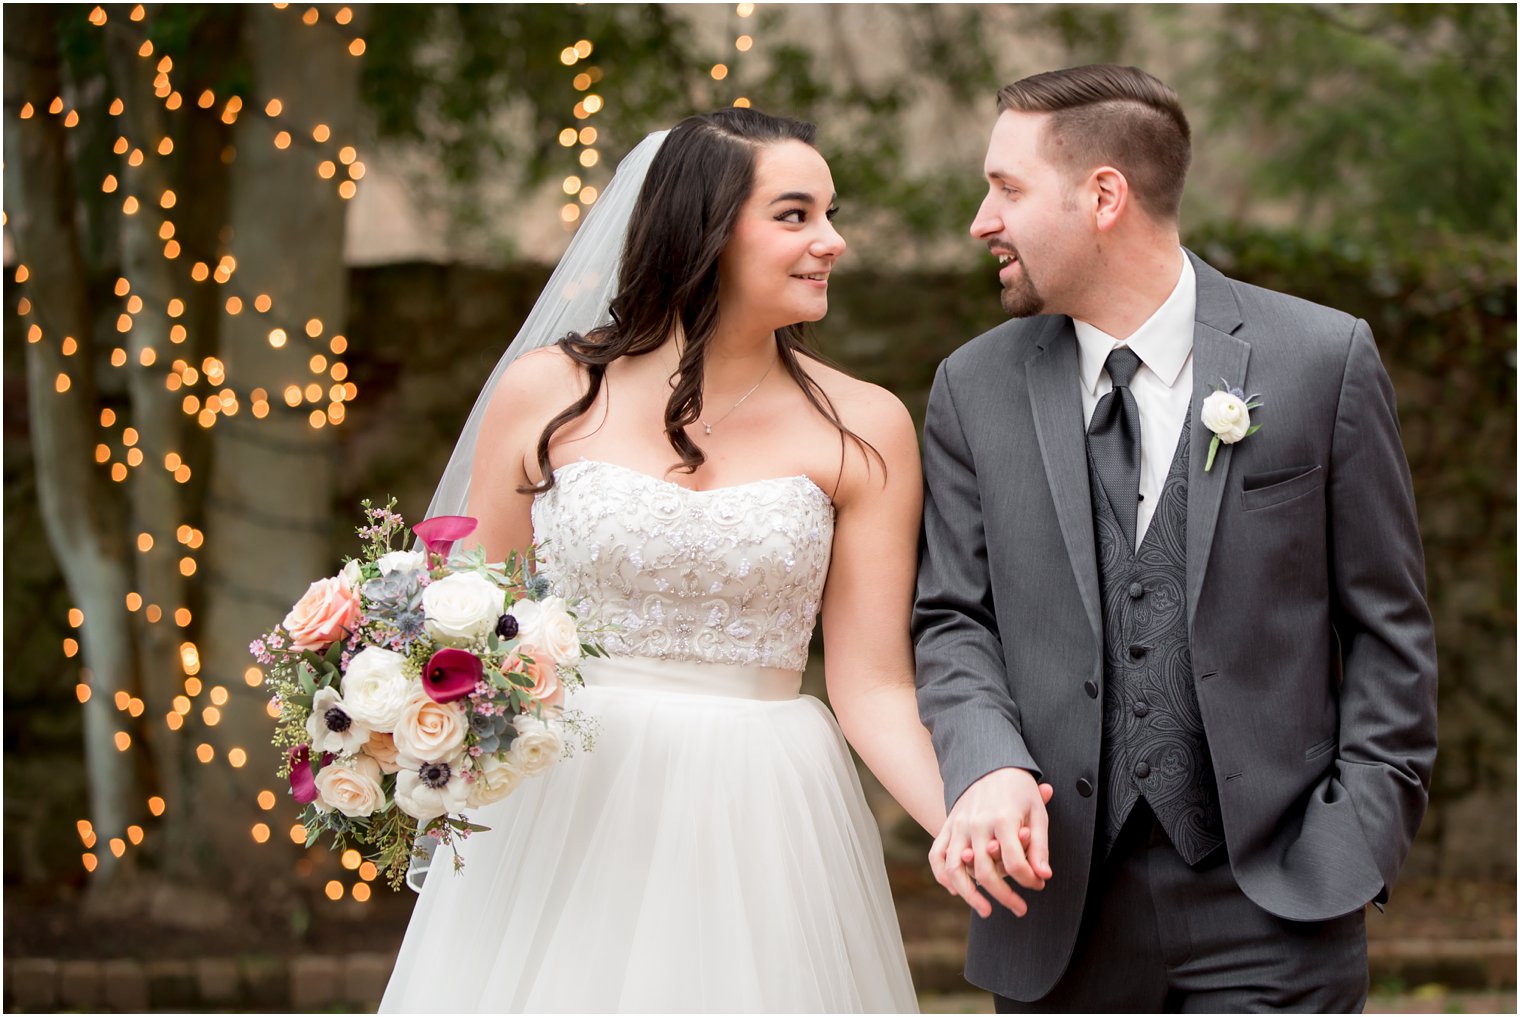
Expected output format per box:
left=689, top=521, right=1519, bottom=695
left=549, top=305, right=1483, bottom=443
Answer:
left=392, top=688, right=468, bottom=762
left=282, top=576, right=362, bottom=653
left=505, top=652, right=562, bottom=709
left=362, top=730, right=402, bottom=774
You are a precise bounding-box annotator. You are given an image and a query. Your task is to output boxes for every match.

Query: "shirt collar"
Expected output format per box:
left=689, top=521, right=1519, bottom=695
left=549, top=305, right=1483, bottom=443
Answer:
left=1074, top=250, right=1196, bottom=395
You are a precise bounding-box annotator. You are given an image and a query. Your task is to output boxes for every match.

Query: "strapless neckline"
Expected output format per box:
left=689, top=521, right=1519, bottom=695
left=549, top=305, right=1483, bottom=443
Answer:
left=546, top=458, right=832, bottom=507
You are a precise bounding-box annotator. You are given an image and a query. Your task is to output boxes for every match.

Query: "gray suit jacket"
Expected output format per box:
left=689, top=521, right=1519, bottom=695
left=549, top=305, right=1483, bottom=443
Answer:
left=911, top=252, right=1438, bottom=1000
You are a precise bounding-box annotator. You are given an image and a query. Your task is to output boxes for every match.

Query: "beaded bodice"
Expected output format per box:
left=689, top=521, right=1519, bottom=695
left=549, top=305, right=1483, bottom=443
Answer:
left=531, top=459, right=835, bottom=672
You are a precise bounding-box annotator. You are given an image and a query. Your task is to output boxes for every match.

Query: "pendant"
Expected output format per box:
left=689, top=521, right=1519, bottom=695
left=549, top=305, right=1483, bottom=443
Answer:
left=703, top=423, right=713, bottom=435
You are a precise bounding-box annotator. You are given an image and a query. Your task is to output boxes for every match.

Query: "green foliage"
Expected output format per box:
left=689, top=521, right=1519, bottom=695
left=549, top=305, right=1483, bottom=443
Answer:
left=1177, top=4, right=1516, bottom=249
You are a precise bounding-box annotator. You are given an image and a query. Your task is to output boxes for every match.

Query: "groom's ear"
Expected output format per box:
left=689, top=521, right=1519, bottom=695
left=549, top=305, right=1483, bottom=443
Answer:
left=1090, top=166, right=1129, bottom=233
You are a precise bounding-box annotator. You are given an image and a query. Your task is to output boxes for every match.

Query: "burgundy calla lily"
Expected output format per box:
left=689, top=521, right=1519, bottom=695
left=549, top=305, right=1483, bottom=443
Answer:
left=424, top=647, right=484, bottom=703
left=412, top=515, right=478, bottom=558
left=288, top=744, right=332, bottom=805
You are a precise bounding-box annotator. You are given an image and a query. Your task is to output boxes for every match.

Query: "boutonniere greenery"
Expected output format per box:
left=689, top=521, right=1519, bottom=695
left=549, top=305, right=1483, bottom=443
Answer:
left=1200, top=380, right=1262, bottom=472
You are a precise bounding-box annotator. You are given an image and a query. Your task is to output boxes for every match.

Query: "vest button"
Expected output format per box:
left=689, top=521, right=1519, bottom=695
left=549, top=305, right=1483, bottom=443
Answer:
left=1128, top=582, right=1144, bottom=599
left=1133, top=701, right=1150, bottom=718
left=1134, top=761, right=1151, bottom=779
left=1076, top=777, right=1094, bottom=798
left=1128, top=643, right=1148, bottom=659
left=1083, top=680, right=1099, bottom=699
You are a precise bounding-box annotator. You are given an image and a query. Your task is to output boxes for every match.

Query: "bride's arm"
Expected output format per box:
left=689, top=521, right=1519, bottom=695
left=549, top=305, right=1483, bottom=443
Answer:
left=463, top=349, right=579, bottom=563
left=820, top=386, right=947, bottom=835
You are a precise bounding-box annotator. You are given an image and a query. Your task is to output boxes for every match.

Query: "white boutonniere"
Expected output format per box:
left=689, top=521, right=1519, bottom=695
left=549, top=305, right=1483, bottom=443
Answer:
left=1200, top=380, right=1262, bottom=472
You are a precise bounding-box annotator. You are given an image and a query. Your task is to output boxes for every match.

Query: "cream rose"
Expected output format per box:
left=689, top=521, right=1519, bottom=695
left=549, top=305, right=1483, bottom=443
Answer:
left=511, top=597, right=582, bottom=665
left=422, top=572, right=504, bottom=645
left=313, top=754, right=385, bottom=818
left=340, top=559, right=364, bottom=590
left=283, top=576, right=362, bottom=652
left=394, top=754, right=470, bottom=822
left=466, top=754, right=526, bottom=808
left=509, top=714, right=565, bottom=776
left=1201, top=390, right=1251, bottom=444
left=391, top=688, right=468, bottom=762
left=362, top=730, right=402, bottom=774
left=377, top=549, right=427, bottom=575
left=342, top=647, right=411, bottom=730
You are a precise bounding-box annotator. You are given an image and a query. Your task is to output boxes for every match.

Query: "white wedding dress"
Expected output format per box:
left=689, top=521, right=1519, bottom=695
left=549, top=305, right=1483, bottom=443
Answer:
left=380, top=458, right=919, bottom=1013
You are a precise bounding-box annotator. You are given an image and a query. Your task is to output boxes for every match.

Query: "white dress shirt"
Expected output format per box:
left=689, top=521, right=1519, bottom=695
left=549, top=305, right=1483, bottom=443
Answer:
left=1073, top=251, right=1196, bottom=548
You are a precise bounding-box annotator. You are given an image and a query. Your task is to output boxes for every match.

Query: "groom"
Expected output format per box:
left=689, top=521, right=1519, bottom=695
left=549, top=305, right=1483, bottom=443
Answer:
left=912, top=65, right=1438, bottom=1011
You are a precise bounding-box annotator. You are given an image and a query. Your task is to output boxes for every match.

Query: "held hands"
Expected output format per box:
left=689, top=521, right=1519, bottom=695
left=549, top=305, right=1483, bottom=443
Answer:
left=931, top=767, right=1055, bottom=919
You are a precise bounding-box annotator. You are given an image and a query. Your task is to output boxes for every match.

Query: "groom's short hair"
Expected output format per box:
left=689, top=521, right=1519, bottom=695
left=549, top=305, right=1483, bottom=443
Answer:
left=997, top=65, right=1191, bottom=221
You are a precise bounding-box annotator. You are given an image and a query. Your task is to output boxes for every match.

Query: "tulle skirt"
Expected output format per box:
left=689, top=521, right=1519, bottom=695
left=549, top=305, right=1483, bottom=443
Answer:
left=379, top=655, right=919, bottom=1013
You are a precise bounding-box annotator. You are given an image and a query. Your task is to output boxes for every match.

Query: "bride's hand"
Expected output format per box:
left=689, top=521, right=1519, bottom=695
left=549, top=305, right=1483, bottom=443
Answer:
left=930, top=771, right=1054, bottom=918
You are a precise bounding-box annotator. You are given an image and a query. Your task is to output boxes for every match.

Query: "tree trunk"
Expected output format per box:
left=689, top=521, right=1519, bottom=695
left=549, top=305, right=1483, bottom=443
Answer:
left=196, top=4, right=364, bottom=899
left=103, top=25, right=195, bottom=869
left=4, top=3, right=146, bottom=886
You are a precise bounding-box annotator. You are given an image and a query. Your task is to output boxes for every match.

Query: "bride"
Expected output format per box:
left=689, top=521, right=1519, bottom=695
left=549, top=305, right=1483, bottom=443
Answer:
left=381, top=109, right=944, bottom=1013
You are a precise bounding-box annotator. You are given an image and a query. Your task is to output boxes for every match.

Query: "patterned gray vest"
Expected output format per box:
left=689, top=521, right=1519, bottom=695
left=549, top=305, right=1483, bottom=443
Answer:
left=1087, top=418, right=1224, bottom=865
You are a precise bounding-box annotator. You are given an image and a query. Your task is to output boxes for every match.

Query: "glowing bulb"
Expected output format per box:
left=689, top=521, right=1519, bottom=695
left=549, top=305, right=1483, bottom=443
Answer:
left=710, top=64, right=728, bottom=81
left=257, top=790, right=277, bottom=810
left=114, top=731, right=132, bottom=751
left=274, top=130, right=291, bottom=149
left=342, top=849, right=362, bottom=870
left=737, top=35, right=753, bottom=52
left=563, top=175, right=582, bottom=195
left=148, top=796, right=166, bottom=815
left=579, top=126, right=597, bottom=145
left=252, top=823, right=271, bottom=843
left=352, top=884, right=372, bottom=903
left=349, top=38, right=366, bottom=57
left=266, top=99, right=283, bottom=117
left=312, top=123, right=331, bottom=143
left=338, top=181, right=357, bottom=199
left=196, top=743, right=215, bottom=764
left=579, top=149, right=599, bottom=168
left=268, top=328, right=287, bottom=348
left=559, top=128, right=577, bottom=147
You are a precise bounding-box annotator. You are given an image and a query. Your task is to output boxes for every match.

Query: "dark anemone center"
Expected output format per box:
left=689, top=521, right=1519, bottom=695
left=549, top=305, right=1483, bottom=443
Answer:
left=324, top=707, right=351, bottom=733
left=419, top=761, right=452, bottom=789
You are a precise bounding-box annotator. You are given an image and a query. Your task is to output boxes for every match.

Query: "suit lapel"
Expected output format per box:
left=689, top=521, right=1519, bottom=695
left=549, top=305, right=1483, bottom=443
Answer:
left=1185, top=253, right=1248, bottom=631
left=1027, top=319, right=1103, bottom=650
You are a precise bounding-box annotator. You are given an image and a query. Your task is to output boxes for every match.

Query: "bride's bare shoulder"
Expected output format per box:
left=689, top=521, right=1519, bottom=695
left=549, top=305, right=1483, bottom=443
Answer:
left=799, top=356, right=915, bottom=449
left=496, top=346, right=585, bottom=398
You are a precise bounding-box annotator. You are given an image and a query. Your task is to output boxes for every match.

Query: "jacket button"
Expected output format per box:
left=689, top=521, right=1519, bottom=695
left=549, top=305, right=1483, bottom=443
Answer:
left=1076, top=777, right=1094, bottom=798
left=1134, top=761, right=1151, bottom=779
left=1128, top=643, right=1148, bottom=659
left=1083, top=680, right=1099, bottom=699
left=1128, top=582, right=1144, bottom=599
left=1133, top=701, right=1149, bottom=718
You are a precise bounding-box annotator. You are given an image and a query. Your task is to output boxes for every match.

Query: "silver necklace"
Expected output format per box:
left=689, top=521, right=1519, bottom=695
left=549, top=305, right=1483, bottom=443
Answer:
left=699, top=355, right=775, bottom=435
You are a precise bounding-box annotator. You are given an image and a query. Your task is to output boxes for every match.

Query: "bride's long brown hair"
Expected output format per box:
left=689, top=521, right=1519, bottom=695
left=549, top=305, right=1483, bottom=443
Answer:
left=523, top=108, right=877, bottom=494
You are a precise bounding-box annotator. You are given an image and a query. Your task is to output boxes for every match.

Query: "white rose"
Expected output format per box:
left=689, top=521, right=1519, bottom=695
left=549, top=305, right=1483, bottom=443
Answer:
left=510, top=597, right=582, bottom=665
left=391, top=687, right=469, bottom=762
left=341, top=647, right=411, bottom=730
left=306, top=687, right=372, bottom=756
left=377, top=549, right=427, bottom=575
left=509, top=714, right=565, bottom=776
left=466, top=753, right=526, bottom=808
left=340, top=559, right=364, bottom=590
left=1200, top=390, right=1251, bottom=444
left=393, top=754, right=470, bottom=822
left=423, top=572, right=504, bottom=645
left=313, top=755, right=385, bottom=817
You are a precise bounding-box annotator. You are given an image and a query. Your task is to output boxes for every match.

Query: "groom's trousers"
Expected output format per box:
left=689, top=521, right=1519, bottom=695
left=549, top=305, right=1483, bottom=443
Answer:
left=993, top=802, right=1369, bottom=1014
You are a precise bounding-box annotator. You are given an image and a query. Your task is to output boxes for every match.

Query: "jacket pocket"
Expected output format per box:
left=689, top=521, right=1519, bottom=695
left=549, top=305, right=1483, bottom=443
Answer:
left=1241, top=464, right=1324, bottom=511
left=1304, top=734, right=1337, bottom=761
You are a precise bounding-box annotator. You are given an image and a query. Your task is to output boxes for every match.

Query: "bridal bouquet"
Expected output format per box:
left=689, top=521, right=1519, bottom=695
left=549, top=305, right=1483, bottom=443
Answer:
left=252, top=499, right=602, bottom=889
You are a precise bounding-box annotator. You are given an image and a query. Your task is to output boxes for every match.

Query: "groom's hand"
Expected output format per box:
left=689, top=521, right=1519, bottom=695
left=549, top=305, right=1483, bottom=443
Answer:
left=930, top=767, right=1054, bottom=919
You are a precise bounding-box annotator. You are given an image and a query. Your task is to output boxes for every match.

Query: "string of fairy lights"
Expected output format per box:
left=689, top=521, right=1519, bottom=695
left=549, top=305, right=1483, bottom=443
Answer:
left=555, top=3, right=760, bottom=232
left=16, top=3, right=372, bottom=901
left=22, top=2, right=763, bottom=905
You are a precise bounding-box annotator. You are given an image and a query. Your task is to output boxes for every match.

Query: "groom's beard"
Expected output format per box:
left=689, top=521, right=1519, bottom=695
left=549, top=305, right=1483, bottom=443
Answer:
left=1000, top=270, right=1046, bottom=318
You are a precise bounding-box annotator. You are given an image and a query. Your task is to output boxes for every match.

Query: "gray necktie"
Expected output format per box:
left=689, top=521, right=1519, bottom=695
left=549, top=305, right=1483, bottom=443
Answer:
left=1088, top=347, right=1143, bottom=549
